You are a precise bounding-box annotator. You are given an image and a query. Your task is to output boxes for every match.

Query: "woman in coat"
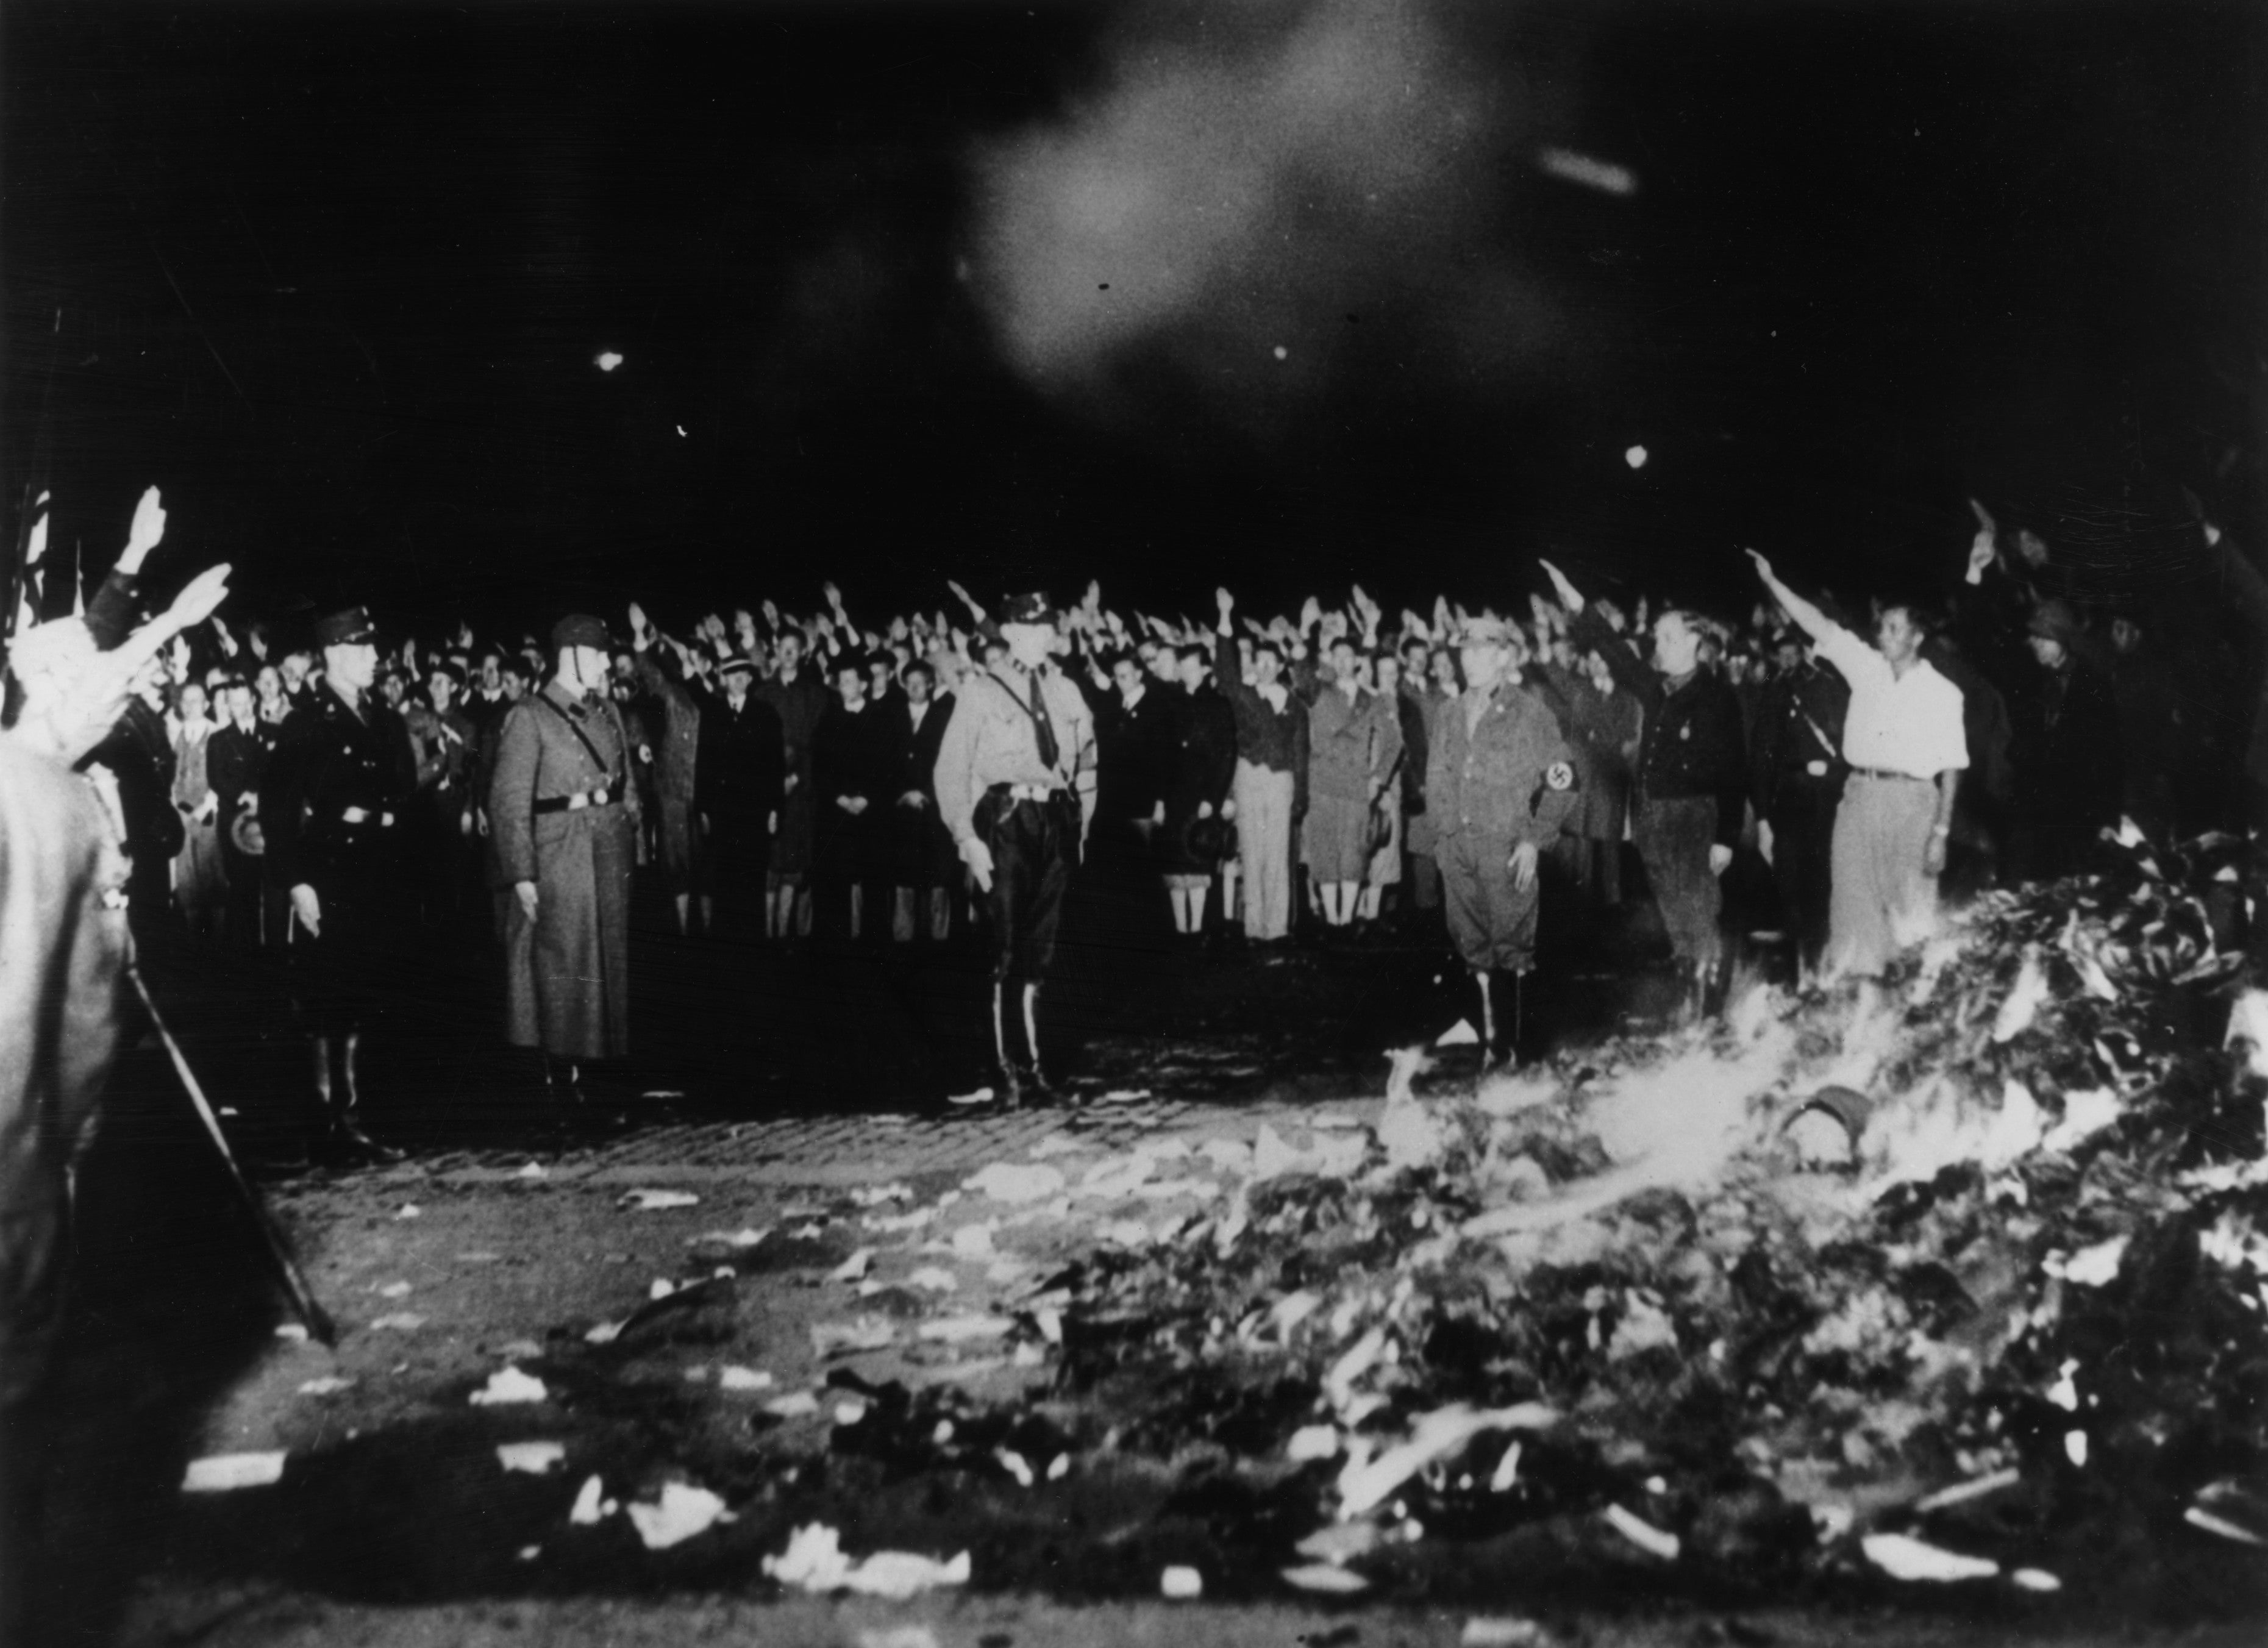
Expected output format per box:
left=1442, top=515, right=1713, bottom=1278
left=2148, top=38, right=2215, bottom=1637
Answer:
left=1301, top=634, right=1403, bottom=931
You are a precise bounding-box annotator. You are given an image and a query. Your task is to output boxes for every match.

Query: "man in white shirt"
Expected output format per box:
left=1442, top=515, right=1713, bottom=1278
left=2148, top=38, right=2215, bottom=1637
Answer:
left=1747, top=551, right=1967, bottom=978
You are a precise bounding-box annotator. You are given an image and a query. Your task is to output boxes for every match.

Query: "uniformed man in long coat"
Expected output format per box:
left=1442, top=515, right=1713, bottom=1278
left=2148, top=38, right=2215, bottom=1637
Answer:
left=933, top=591, right=1096, bottom=1105
left=488, top=615, right=641, bottom=1093
left=1425, top=616, right=1580, bottom=1066
left=259, top=605, right=419, bottom=1158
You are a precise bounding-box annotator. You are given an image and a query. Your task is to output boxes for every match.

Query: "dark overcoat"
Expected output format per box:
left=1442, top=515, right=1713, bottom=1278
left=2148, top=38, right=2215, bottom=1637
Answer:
left=488, top=681, right=640, bottom=1060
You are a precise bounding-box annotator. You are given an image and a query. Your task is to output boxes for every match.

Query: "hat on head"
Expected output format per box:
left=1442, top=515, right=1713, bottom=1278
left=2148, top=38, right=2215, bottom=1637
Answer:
left=315, top=605, right=378, bottom=647
left=551, top=613, right=612, bottom=652
left=718, top=653, right=755, bottom=677
left=998, top=591, right=1054, bottom=627
left=1459, top=616, right=1515, bottom=646
left=2027, top=598, right=2079, bottom=647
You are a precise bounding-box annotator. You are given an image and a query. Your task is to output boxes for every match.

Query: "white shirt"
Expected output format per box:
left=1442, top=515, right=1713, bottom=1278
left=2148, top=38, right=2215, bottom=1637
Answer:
left=1814, top=623, right=1968, bottom=779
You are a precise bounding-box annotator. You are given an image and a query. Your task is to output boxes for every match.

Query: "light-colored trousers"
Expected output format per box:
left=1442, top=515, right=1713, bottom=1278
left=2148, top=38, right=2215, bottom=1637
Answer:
left=1826, top=772, right=1941, bottom=979
left=1233, top=759, right=1296, bottom=940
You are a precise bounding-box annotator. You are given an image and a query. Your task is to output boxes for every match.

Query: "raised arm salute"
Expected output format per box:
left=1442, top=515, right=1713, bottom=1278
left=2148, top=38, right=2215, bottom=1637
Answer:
left=1744, top=549, right=1965, bottom=980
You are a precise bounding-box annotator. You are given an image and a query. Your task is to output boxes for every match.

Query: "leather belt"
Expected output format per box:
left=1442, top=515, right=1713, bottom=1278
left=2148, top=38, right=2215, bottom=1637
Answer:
left=339, top=805, right=398, bottom=827
left=991, top=782, right=1066, bottom=805
left=1852, top=766, right=1929, bottom=783
left=533, top=780, right=622, bottom=815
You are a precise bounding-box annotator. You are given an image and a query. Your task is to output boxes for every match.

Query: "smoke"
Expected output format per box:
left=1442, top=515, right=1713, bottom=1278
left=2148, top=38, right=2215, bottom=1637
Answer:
left=969, top=0, right=1558, bottom=426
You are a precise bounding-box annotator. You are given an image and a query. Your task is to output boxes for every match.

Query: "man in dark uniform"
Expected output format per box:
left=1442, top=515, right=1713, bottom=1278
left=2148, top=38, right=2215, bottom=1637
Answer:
left=488, top=615, right=642, bottom=1098
left=258, top=605, right=418, bottom=1160
left=694, top=654, right=785, bottom=940
left=933, top=591, right=1096, bottom=1105
left=1750, top=629, right=1850, bottom=980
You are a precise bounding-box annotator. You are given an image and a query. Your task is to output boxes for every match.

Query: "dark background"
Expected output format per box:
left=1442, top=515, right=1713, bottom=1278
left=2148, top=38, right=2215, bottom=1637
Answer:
left=4, top=0, right=2263, bottom=641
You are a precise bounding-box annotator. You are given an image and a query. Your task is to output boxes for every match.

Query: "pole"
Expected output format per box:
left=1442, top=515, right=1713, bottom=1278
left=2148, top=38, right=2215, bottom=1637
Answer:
left=126, top=965, right=339, bottom=1346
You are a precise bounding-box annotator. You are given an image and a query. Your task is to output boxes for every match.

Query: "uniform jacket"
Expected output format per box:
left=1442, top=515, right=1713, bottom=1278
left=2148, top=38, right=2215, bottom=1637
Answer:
left=487, top=681, right=640, bottom=1061
left=487, top=682, right=642, bottom=889
left=1424, top=679, right=1580, bottom=850
left=1169, top=683, right=1239, bottom=818
left=258, top=683, right=419, bottom=894
left=1750, top=660, right=1851, bottom=816
left=932, top=662, right=1097, bottom=846
left=1572, top=607, right=1749, bottom=847
left=1546, top=667, right=1642, bottom=844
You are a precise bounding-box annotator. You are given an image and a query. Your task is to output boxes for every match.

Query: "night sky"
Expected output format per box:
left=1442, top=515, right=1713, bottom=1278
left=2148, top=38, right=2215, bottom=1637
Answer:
left=4, top=0, right=2262, bottom=641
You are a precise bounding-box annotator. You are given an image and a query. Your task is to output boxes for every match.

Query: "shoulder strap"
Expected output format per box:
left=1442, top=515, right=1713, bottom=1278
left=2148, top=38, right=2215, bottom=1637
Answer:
left=535, top=691, right=618, bottom=781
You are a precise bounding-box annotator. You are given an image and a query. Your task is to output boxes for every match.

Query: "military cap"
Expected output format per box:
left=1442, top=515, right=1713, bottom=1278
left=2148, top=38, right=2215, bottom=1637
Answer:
left=550, top=613, right=613, bottom=652
left=315, top=605, right=379, bottom=646
left=998, top=591, right=1055, bottom=627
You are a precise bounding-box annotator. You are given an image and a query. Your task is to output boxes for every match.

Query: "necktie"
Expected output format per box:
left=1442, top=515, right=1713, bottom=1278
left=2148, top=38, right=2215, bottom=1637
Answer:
left=1022, top=669, right=1060, bottom=769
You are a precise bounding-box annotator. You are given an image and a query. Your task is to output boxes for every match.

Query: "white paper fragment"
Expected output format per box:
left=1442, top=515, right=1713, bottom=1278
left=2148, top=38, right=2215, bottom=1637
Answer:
left=762, top=1523, right=971, bottom=1598
left=517, top=1161, right=547, bottom=1179
left=396, top=1204, right=422, bottom=1220
left=1160, top=1564, right=1203, bottom=1599
left=469, top=1367, right=549, bottom=1407
left=718, top=1366, right=774, bottom=1392
left=370, top=1313, right=427, bottom=1332
left=274, top=1324, right=310, bottom=1343
left=497, top=1441, right=566, bottom=1475
left=585, top=1320, right=626, bottom=1345
left=765, top=1391, right=823, bottom=1418
left=569, top=1474, right=607, bottom=1524
left=994, top=1448, right=1033, bottom=1487
left=690, top=1227, right=771, bottom=1250
left=2184, top=1506, right=2266, bottom=1546
left=1862, top=1532, right=2000, bottom=1582
left=2011, top=1568, right=2062, bottom=1593
left=374, top=1281, right=412, bottom=1299
left=1047, top=1453, right=1071, bottom=1481
left=626, top=1482, right=732, bottom=1550
left=2064, top=1430, right=2089, bottom=1468
left=2042, top=1088, right=2122, bottom=1154
left=1338, top=1403, right=1560, bottom=1518
left=1282, top=1563, right=1369, bottom=1593
left=182, top=1452, right=286, bottom=1493
left=296, top=1377, right=354, bottom=1396
left=1992, top=948, right=2051, bottom=1042
left=1435, top=1017, right=1480, bottom=1047
left=1602, top=1503, right=1679, bottom=1561
left=826, top=1248, right=874, bottom=1284
left=1913, top=1468, right=2020, bottom=1513
left=2047, top=1235, right=2129, bottom=1288
left=648, top=1279, right=678, bottom=1302
left=964, top=1161, right=1067, bottom=1204
left=810, top=1321, right=896, bottom=1357
left=1489, top=1439, right=1523, bottom=1493
left=1287, top=1425, right=1339, bottom=1463
left=621, top=1188, right=701, bottom=1211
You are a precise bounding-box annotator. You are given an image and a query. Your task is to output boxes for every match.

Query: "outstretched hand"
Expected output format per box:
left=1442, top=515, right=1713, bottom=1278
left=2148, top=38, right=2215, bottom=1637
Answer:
left=1538, top=559, right=1584, bottom=615
left=120, top=485, right=168, bottom=573
left=165, top=563, right=233, bottom=632
left=1744, top=548, right=1776, bottom=583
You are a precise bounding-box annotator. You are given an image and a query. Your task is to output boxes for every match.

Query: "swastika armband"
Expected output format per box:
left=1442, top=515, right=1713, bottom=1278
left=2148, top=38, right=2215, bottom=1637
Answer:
left=1544, top=761, right=1575, bottom=792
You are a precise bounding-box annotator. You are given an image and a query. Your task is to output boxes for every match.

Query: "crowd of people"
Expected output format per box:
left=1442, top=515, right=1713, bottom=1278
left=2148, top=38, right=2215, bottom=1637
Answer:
left=9, top=486, right=2266, bottom=1142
